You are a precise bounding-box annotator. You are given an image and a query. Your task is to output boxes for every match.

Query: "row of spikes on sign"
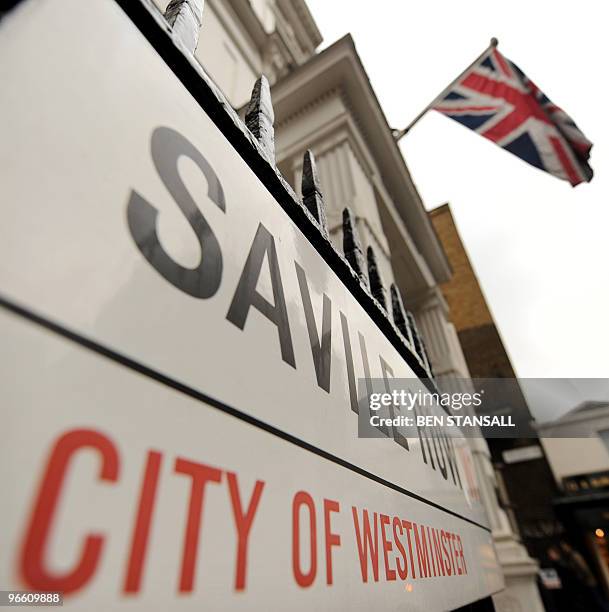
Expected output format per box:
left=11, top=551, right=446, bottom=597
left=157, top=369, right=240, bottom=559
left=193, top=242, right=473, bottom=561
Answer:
left=245, top=76, right=433, bottom=377
left=163, top=0, right=433, bottom=377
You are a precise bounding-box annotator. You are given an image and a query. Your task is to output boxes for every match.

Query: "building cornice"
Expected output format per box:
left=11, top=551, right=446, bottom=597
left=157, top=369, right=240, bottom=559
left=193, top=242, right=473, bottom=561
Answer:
left=537, top=406, right=609, bottom=431
left=271, top=34, right=452, bottom=284
left=275, top=89, right=439, bottom=296
left=277, top=0, right=322, bottom=53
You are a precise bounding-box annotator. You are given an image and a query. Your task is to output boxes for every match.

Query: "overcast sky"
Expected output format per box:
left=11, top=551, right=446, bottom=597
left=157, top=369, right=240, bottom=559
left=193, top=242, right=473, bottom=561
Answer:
left=307, top=0, right=608, bottom=384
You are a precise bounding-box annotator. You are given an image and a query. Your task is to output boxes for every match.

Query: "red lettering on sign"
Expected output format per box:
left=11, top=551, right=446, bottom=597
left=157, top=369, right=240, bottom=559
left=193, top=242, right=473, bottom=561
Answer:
left=323, top=499, right=341, bottom=585
left=457, top=535, right=467, bottom=575
left=441, top=530, right=452, bottom=576
left=124, top=450, right=163, bottom=593
left=174, top=458, right=222, bottom=592
left=380, top=514, right=396, bottom=581
left=432, top=527, right=446, bottom=576
left=413, top=522, right=430, bottom=578
left=392, top=517, right=408, bottom=580
left=226, top=472, right=264, bottom=591
left=292, top=491, right=317, bottom=587
left=402, top=519, right=416, bottom=579
left=18, top=429, right=474, bottom=597
left=351, top=508, right=379, bottom=583
left=19, top=429, right=119, bottom=594
left=449, top=532, right=457, bottom=576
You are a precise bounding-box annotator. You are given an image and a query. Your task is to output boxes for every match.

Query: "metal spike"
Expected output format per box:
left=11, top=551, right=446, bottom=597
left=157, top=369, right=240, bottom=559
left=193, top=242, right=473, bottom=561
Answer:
left=406, top=311, right=424, bottom=363
left=245, top=75, right=275, bottom=163
left=367, top=246, right=387, bottom=310
left=390, top=284, right=413, bottom=346
left=406, top=311, right=433, bottom=376
left=342, top=208, right=367, bottom=287
left=301, top=150, right=328, bottom=237
left=164, top=0, right=204, bottom=54
left=422, top=342, right=434, bottom=377
left=420, top=340, right=433, bottom=377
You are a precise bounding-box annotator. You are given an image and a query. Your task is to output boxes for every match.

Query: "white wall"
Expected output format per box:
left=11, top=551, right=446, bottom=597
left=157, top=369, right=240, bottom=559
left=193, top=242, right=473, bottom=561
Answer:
left=151, top=0, right=261, bottom=108
left=195, top=2, right=260, bottom=108
left=541, top=437, right=609, bottom=483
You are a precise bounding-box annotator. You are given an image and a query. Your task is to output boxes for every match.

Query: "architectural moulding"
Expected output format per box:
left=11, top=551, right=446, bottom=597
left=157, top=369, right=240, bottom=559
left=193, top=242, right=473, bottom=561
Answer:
left=271, top=34, right=451, bottom=286
left=275, top=94, right=437, bottom=295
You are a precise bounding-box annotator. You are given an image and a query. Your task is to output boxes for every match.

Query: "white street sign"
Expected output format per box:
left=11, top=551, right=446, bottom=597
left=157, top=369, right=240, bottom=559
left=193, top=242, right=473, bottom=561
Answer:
left=0, top=0, right=503, bottom=608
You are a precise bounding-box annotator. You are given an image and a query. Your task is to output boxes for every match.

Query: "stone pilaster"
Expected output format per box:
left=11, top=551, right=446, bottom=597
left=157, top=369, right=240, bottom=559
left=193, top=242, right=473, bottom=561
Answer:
left=413, top=289, right=544, bottom=612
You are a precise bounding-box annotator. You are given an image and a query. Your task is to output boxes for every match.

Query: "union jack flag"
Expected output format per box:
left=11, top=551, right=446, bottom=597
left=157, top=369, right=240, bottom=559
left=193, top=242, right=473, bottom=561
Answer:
left=433, top=48, right=593, bottom=186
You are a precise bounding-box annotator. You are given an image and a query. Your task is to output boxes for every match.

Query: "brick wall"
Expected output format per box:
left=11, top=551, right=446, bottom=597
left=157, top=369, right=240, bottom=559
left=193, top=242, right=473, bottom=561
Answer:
left=429, top=203, right=493, bottom=333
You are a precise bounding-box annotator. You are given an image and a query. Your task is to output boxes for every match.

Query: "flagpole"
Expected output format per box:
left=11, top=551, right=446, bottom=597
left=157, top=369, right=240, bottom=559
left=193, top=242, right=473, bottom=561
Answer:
left=393, top=37, right=498, bottom=142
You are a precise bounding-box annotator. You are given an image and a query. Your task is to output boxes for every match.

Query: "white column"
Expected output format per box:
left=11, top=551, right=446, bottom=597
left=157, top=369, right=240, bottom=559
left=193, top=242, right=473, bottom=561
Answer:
left=413, top=288, right=469, bottom=380
left=414, top=290, right=545, bottom=612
